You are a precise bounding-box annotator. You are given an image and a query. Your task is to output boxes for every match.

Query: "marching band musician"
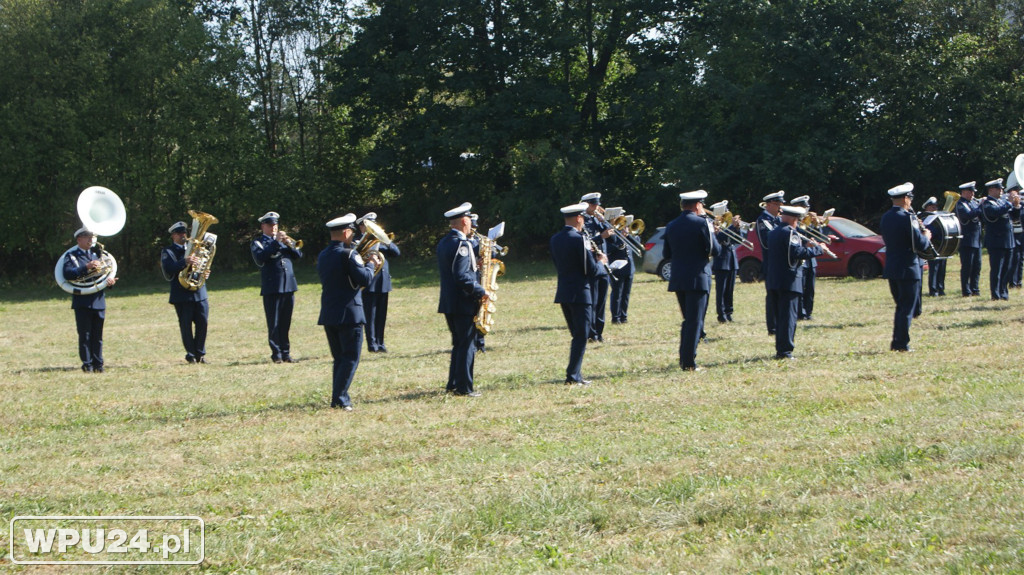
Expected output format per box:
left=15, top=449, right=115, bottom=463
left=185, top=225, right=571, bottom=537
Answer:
left=581, top=192, right=614, bottom=342
left=981, top=178, right=1020, bottom=301
left=920, top=197, right=946, bottom=296
left=317, top=214, right=383, bottom=411
left=64, top=227, right=117, bottom=373
left=161, top=221, right=209, bottom=364
left=789, top=196, right=818, bottom=320
left=880, top=183, right=931, bottom=352
left=1010, top=184, right=1024, bottom=288
left=251, top=211, right=303, bottom=363
left=468, top=213, right=504, bottom=352
left=356, top=212, right=401, bottom=353
left=663, top=190, right=720, bottom=371
left=712, top=211, right=742, bottom=323
left=438, top=202, right=488, bottom=397
left=551, top=202, right=605, bottom=385
left=606, top=220, right=634, bottom=324
left=767, top=205, right=823, bottom=360
left=955, top=181, right=983, bottom=297
left=756, top=191, right=785, bottom=335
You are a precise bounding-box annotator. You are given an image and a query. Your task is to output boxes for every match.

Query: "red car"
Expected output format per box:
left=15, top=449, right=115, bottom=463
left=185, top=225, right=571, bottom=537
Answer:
left=736, top=216, right=888, bottom=282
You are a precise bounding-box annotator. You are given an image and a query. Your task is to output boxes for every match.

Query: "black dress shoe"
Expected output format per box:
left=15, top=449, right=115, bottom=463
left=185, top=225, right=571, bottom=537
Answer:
left=681, top=365, right=702, bottom=372
left=197, top=357, right=207, bottom=364
left=718, top=316, right=727, bottom=323
left=454, top=391, right=482, bottom=397
left=272, top=357, right=283, bottom=364
left=726, top=315, right=733, bottom=322
left=81, top=364, right=93, bottom=373
left=94, top=365, right=105, bottom=373
left=774, top=353, right=794, bottom=360
left=564, top=379, right=591, bottom=386
left=282, top=356, right=296, bottom=363
left=891, top=347, right=912, bottom=352
left=379, top=345, right=387, bottom=353
left=186, top=356, right=197, bottom=364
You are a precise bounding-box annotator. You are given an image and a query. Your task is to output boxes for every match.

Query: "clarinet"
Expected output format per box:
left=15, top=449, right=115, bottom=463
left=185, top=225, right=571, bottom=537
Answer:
left=583, top=229, right=614, bottom=275
left=909, top=209, right=939, bottom=260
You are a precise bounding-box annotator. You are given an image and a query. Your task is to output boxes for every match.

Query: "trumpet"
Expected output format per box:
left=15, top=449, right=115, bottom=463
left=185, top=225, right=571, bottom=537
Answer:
left=276, top=230, right=303, bottom=250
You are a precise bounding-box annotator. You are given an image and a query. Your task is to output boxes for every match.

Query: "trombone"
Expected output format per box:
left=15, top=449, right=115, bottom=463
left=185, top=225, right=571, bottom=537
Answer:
left=609, top=214, right=646, bottom=257
left=708, top=200, right=754, bottom=249
left=798, top=208, right=835, bottom=245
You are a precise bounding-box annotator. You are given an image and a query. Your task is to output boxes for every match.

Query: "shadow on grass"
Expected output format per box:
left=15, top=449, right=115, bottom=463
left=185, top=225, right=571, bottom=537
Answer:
left=801, top=322, right=869, bottom=330
left=936, top=318, right=1000, bottom=330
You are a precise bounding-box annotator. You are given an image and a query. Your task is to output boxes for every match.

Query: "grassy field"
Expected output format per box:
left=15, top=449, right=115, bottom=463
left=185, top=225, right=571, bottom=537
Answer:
left=2, top=257, right=1023, bottom=573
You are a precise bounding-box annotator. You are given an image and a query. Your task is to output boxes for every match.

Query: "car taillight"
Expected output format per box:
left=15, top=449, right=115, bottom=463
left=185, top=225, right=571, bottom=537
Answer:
left=644, top=243, right=655, bottom=250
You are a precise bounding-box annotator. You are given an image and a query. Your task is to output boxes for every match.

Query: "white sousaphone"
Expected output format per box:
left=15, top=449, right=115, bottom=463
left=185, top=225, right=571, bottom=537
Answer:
left=1006, top=153, right=1024, bottom=192
left=54, top=186, right=127, bottom=294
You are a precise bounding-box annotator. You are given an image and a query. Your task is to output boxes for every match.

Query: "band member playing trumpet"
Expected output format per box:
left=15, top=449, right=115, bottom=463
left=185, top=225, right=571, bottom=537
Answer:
left=757, top=191, right=785, bottom=335
left=664, top=190, right=720, bottom=371
left=767, top=205, right=823, bottom=360
left=551, top=202, right=605, bottom=385
left=955, top=181, right=983, bottom=296
left=161, top=221, right=209, bottom=364
left=318, top=214, right=383, bottom=411
left=881, top=183, right=931, bottom=352
left=64, top=227, right=117, bottom=373
left=438, top=202, right=488, bottom=397
left=251, top=211, right=303, bottom=363
left=789, top=196, right=818, bottom=320
left=981, top=178, right=1020, bottom=300
left=712, top=211, right=742, bottom=323
left=581, top=192, right=613, bottom=342
left=357, top=212, right=400, bottom=353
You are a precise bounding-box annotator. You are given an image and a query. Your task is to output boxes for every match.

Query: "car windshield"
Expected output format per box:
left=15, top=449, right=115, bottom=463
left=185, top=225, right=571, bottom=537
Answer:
left=827, top=219, right=877, bottom=238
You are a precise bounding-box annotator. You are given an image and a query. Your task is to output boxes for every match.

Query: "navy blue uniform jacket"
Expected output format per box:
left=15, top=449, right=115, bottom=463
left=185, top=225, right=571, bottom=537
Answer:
left=251, top=234, right=303, bottom=295
left=551, top=225, right=600, bottom=304
left=317, top=241, right=374, bottom=325
left=982, top=197, right=1018, bottom=250
left=437, top=229, right=486, bottom=315
left=161, top=243, right=208, bottom=304
left=712, top=226, right=740, bottom=271
left=765, top=225, right=823, bottom=292
left=955, top=198, right=983, bottom=248
left=881, top=206, right=930, bottom=280
left=663, top=211, right=720, bottom=292
left=63, top=247, right=107, bottom=310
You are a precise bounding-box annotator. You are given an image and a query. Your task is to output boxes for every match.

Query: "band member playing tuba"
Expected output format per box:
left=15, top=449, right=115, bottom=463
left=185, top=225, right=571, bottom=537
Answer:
left=251, top=211, right=303, bottom=363
left=318, top=214, right=383, bottom=411
left=64, top=227, right=117, bottom=372
left=357, top=212, right=401, bottom=353
left=664, top=190, right=720, bottom=371
left=161, top=220, right=210, bottom=364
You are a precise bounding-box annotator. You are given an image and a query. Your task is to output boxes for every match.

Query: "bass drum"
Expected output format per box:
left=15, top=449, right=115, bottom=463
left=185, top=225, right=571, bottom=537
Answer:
left=922, top=212, right=962, bottom=259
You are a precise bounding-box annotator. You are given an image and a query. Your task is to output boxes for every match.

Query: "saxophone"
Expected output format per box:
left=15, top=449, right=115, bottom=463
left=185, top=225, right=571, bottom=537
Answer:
left=473, top=234, right=507, bottom=335
left=178, top=210, right=218, bottom=290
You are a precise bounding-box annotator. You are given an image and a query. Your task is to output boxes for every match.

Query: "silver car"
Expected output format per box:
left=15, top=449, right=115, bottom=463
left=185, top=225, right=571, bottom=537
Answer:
left=641, top=227, right=670, bottom=281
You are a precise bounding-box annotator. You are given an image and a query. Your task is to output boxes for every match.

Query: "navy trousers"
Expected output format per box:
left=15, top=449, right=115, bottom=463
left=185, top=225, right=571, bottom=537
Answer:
left=959, top=246, right=982, bottom=296
left=561, top=303, right=591, bottom=382
left=675, top=290, right=709, bottom=369
left=174, top=300, right=208, bottom=360
left=589, top=276, right=610, bottom=338
left=74, top=308, right=105, bottom=368
left=714, top=270, right=736, bottom=320
left=989, top=248, right=1012, bottom=300
left=799, top=267, right=815, bottom=319
left=609, top=268, right=633, bottom=322
left=928, top=258, right=946, bottom=295
left=888, top=278, right=920, bottom=351
left=363, top=291, right=389, bottom=351
left=764, top=288, right=778, bottom=334
left=445, top=313, right=478, bottom=394
left=323, top=324, right=363, bottom=407
left=773, top=290, right=800, bottom=357
left=1012, top=241, right=1024, bottom=287
left=262, top=293, right=294, bottom=360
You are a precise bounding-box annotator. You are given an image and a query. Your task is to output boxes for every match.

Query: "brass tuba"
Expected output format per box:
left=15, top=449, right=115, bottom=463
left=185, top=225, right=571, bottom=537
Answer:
left=355, top=219, right=393, bottom=277
left=178, top=210, right=218, bottom=290
left=54, top=186, right=125, bottom=294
